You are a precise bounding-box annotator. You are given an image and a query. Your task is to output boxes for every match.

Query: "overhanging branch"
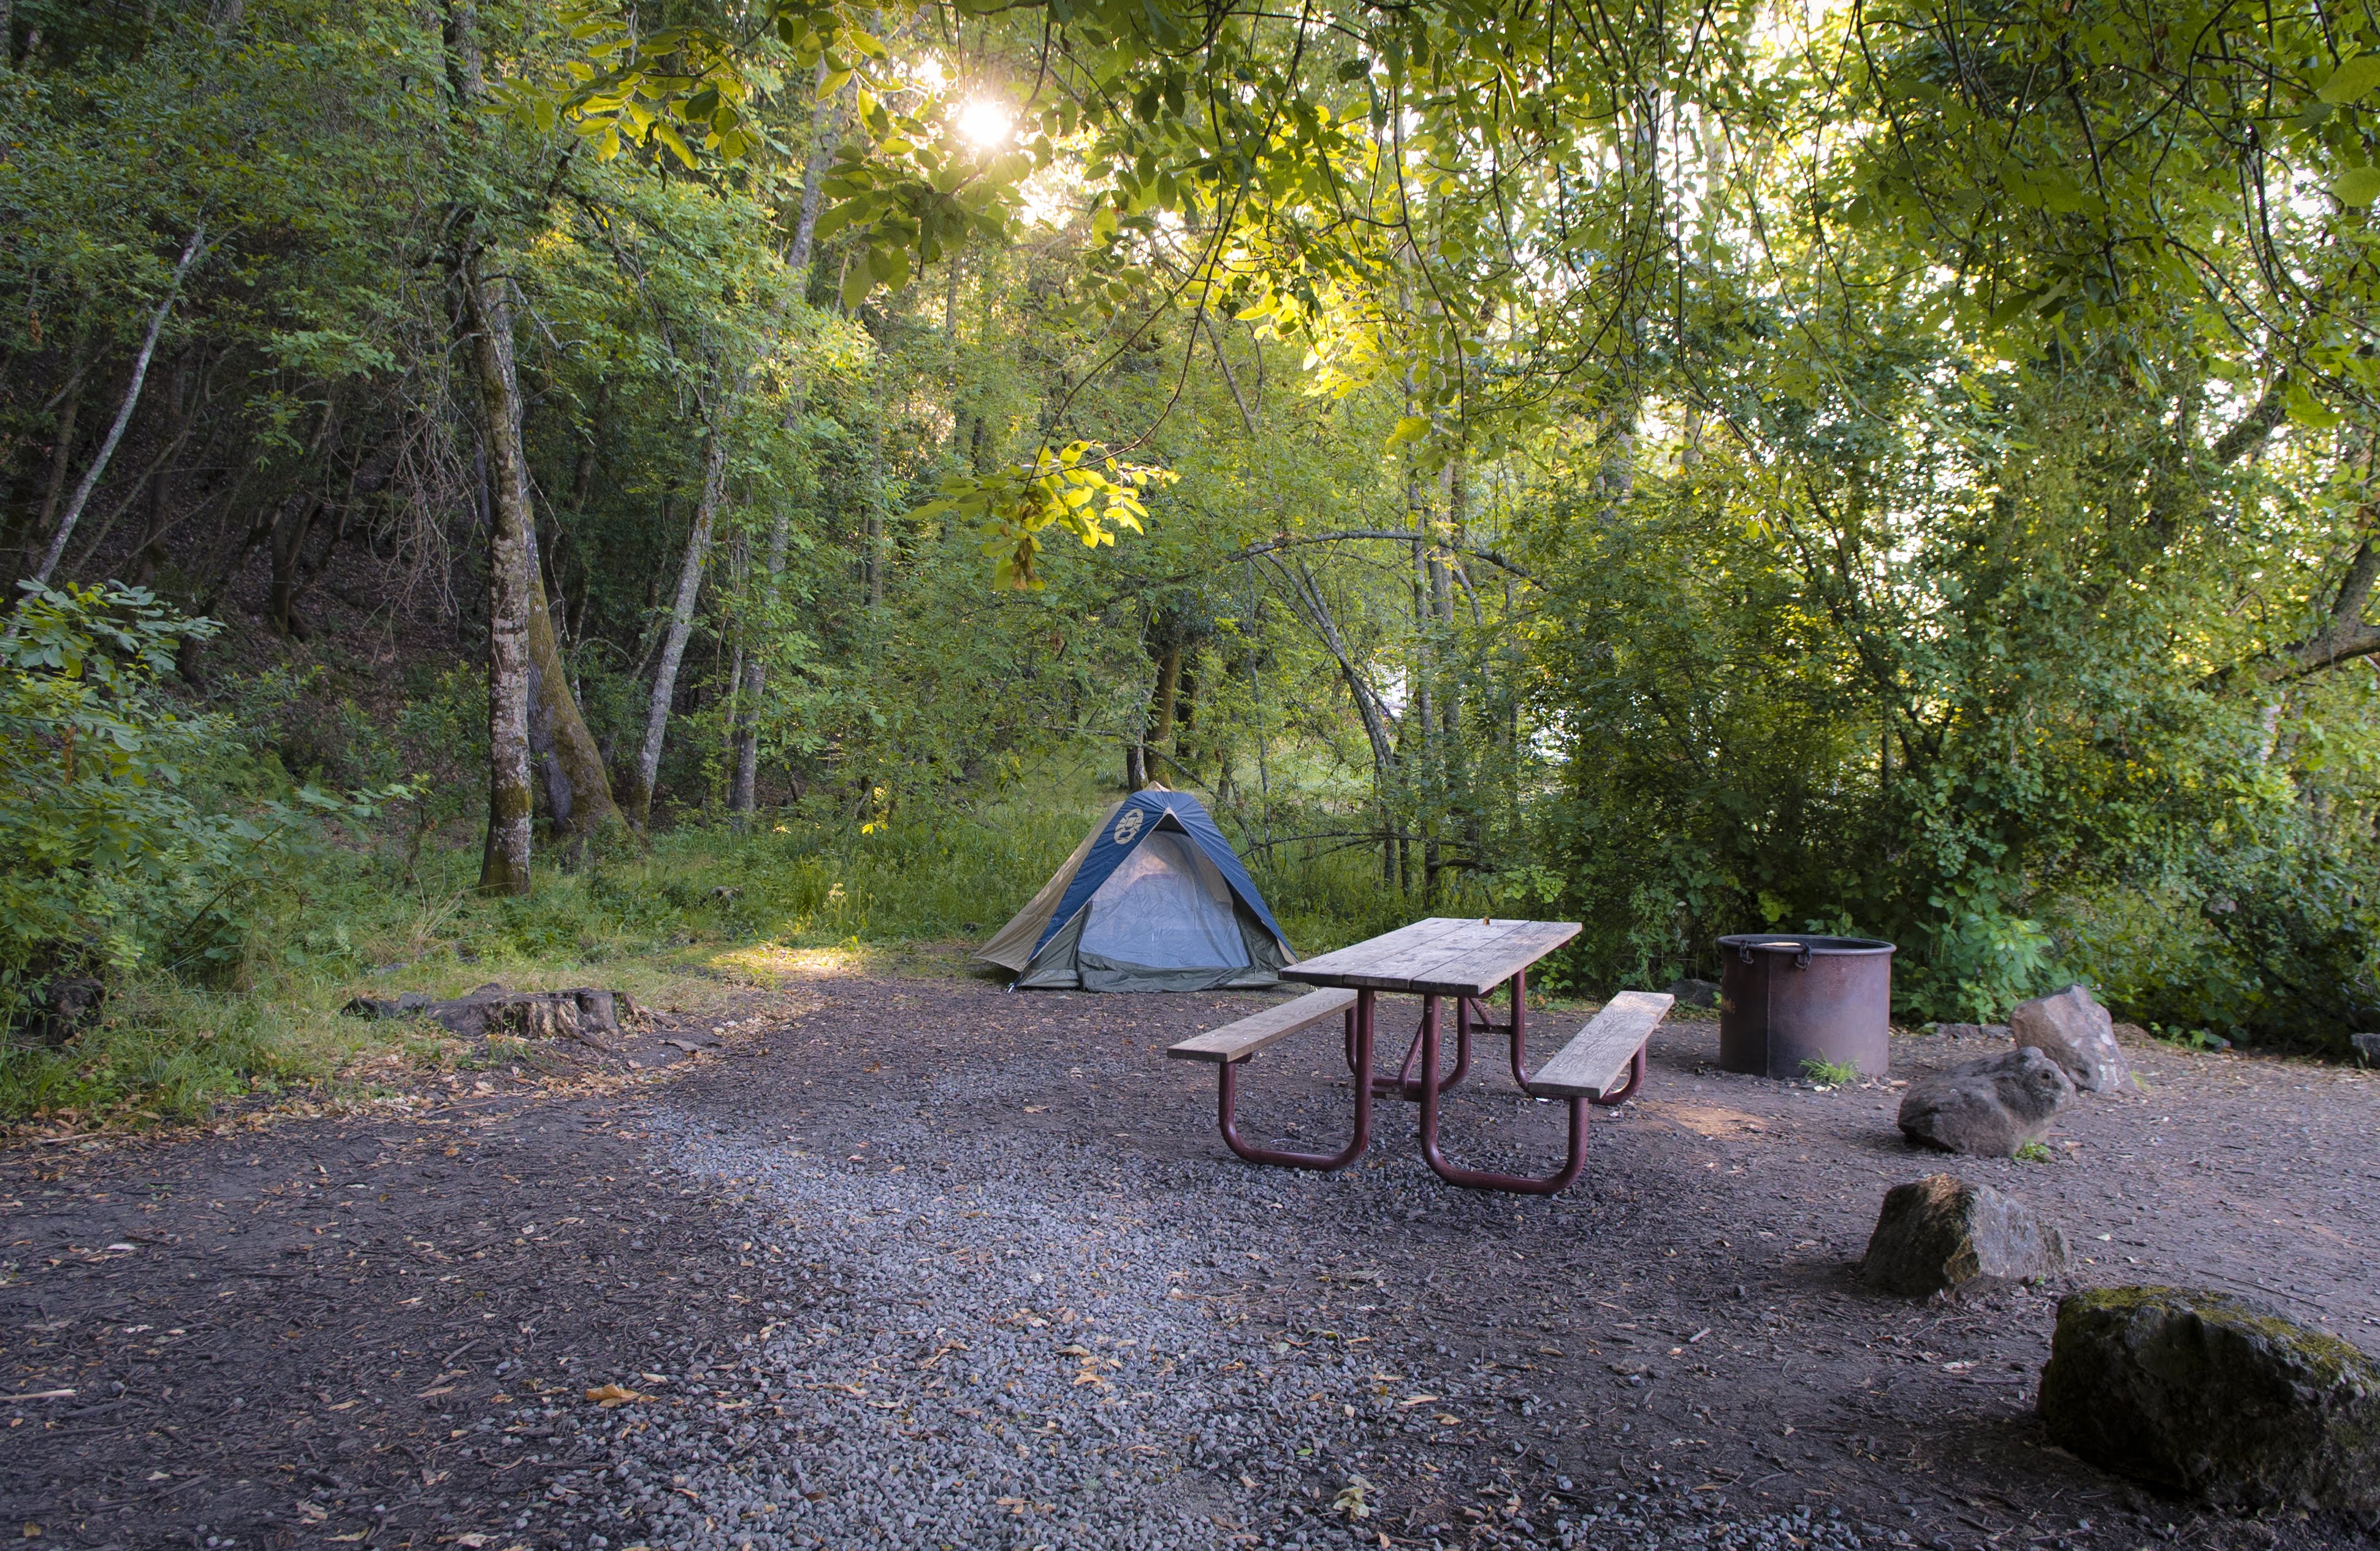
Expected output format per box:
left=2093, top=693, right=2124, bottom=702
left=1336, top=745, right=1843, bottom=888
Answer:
left=1230, top=529, right=1532, bottom=581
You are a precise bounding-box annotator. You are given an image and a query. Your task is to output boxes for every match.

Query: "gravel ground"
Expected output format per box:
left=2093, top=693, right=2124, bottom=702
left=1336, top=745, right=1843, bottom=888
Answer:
left=6, top=969, right=2375, bottom=1551
left=560, top=1100, right=1955, bottom=1551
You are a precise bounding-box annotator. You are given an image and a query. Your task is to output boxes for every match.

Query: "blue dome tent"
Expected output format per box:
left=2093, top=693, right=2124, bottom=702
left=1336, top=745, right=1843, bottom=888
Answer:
left=977, top=788, right=1295, bottom=992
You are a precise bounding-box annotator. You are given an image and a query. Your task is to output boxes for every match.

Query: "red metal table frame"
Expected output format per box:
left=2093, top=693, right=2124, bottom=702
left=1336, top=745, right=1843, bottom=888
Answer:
left=1215, top=917, right=1643, bottom=1194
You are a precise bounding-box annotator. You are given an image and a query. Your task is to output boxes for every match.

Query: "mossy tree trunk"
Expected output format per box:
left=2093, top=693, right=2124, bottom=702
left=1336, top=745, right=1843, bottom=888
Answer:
left=463, top=247, right=534, bottom=895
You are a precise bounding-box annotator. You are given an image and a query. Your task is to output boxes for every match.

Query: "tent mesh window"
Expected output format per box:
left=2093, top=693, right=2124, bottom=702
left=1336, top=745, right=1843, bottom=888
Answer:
left=1077, top=829, right=1250, bottom=971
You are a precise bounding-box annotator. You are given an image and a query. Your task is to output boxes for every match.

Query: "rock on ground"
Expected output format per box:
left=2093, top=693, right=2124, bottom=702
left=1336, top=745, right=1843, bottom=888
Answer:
left=2009, top=984, right=2130, bottom=1093
left=1861, top=1174, right=2065, bottom=1297
left=1928, top=1023, right=2010, bottom=1042
left=2039, top=1286, right=2380, bottom=1511
left=1896, top=1047, right=2074, bottom=1156
left=1665, top=978, right=1720, bottom=1009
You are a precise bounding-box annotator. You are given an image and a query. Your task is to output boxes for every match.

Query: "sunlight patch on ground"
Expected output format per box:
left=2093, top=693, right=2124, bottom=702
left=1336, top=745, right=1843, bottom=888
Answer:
left=709, top=941, right=875, bottom=985
left=1645, top=1101, right=1774, bottom=1138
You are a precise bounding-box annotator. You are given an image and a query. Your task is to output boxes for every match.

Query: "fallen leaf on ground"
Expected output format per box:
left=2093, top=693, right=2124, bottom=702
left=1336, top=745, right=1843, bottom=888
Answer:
left=584, top=1383, right=648, bottom=1408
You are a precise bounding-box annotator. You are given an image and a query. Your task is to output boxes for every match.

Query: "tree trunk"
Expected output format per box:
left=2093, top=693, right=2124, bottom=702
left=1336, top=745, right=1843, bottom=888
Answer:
left=462, top=248, right=535, bottom=896
left=16, top=343, right=89, bottom=579
left=33, top=223, right=205, bottom=586
left=66, top=348, right=194, bottom=581
left=1441, top=450, right=1474, bottom=875
left=731, top=485, right=790, bottom=817
left=865, top=411, right=886, bottom=611
left=1175, top=659, right=1197, bottom=779
left=788, top=68, right=837, bottom=280
left=526, top=525, right=620, bottom=841
left=1151, top=645, right=1183, bottom=753
left=1270, top=555, right=1400, bottom=881
left=627, top=429, right=727, bottom=828
left=267, top=492, right=321, bottom=638
left=131, top=359, right=185, bottom=585
left=2270, top=535, right=2380, bottom=679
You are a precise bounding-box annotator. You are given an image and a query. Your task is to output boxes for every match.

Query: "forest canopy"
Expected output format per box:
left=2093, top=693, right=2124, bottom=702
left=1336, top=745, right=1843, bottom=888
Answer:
left=4, top=0, right=2378, bottom=1072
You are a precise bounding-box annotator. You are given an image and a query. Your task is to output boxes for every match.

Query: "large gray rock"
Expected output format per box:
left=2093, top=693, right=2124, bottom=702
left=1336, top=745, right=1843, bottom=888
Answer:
left=1861, top=1175, right=2065, bottom=1297
left=2039, top=1286, right=2380, bottom=1510
left=1665, top=978, right=1720, bottom=1009
left=2010, top=983, right=2130, bottom=1092
left=1896, top=1046, right=2074, bottom=1156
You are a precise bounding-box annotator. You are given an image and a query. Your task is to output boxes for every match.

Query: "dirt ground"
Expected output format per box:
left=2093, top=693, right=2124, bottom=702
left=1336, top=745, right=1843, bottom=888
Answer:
left=4, top=969, right=2376, bottom=1550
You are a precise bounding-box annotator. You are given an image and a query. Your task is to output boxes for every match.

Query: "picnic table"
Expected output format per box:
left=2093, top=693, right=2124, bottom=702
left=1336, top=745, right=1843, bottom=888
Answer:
left=1167, top=916, right=1672, bottom=1195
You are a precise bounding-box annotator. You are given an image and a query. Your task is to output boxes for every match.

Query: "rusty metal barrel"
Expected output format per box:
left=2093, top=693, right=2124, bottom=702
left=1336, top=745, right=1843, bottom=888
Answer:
left=1716, top=934, right=1896, bottom=1080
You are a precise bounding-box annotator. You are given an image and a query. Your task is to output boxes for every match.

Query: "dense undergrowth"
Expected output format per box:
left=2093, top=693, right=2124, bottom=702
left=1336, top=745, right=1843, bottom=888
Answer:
left=0, top=741, right=1441, bottom=1127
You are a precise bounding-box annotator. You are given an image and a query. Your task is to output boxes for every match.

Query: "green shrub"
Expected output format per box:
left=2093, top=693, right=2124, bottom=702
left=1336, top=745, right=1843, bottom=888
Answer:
left=0, top=582, right=403, bottom=1038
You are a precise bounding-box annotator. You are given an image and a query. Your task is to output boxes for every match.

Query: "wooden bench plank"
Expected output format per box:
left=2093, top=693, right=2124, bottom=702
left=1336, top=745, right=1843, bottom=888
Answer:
left=1165, top=988, right=1359, bottom=1064
left=1527, top=991, right=1673, bottom=1098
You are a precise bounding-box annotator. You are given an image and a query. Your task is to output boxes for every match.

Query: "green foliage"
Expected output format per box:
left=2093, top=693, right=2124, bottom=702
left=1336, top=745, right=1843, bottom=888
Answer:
left=2013, top=1142, right=2054, bottom=1164
left=913, top=441, right=1175, bottom=590
left=0, top=583, right=405, bottom=1036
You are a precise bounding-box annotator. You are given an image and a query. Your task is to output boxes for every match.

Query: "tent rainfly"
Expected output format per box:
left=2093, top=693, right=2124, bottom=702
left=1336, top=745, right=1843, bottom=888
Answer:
left=978, top=788, right=1294, bottom=992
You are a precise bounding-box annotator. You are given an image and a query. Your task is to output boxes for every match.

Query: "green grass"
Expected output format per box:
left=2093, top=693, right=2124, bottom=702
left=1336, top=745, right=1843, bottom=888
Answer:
left=1800, top=1056, right=1861, bottom=1087
left=2, top=770, right=1444, bottom=1130
left=2013, top=1141, right=2054, bottom=1163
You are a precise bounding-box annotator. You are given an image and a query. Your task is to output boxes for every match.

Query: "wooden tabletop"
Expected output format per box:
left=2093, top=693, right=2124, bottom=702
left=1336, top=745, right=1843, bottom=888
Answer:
left=1281, top=916, right=1582, bottom=997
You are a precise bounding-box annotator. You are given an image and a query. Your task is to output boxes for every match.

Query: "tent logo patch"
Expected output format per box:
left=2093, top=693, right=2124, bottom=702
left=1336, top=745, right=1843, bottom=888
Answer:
left=1112, top=808, right=1146, bottom=846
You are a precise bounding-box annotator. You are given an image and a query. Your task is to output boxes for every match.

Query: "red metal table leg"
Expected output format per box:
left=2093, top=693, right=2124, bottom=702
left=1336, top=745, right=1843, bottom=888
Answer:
left=1217, top=989, right=1376, bottom=1171
left=1416, top=993, right=1589, bottom=1195
left=1375, top=997, right=1470, bottom=1100
left=1443, top=976, right=1530, bottom=1086
left=1503, top=969, right=1534, bottom=1088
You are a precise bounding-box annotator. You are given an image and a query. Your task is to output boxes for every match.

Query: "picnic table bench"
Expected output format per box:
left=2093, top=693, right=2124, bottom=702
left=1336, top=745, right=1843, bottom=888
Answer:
left=1167, top=918, right=1672, bottom=1195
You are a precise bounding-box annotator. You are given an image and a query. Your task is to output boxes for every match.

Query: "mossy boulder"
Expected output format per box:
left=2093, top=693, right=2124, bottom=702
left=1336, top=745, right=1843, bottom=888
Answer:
left=2039, top=1286, right=2380, bottom=1509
